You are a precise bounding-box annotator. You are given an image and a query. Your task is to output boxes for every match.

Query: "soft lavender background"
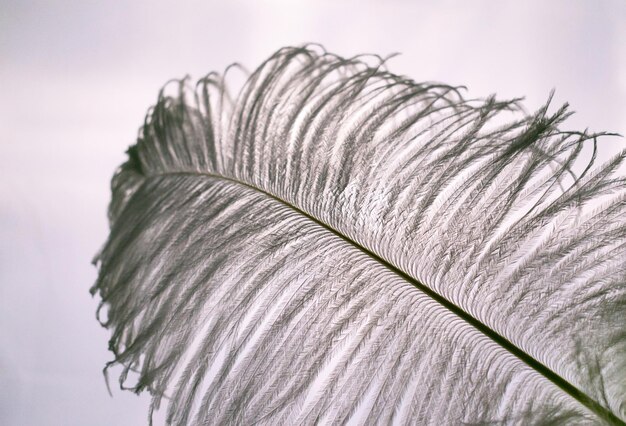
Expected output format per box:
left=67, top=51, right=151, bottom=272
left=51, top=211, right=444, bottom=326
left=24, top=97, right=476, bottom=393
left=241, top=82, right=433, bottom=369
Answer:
left=1, top=1, right=625, bottom=424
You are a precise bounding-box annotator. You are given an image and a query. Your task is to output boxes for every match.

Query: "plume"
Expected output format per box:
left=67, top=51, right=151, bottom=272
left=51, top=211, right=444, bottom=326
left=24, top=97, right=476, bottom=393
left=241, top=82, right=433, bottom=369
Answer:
left=92, top=46, right=626, bottom=425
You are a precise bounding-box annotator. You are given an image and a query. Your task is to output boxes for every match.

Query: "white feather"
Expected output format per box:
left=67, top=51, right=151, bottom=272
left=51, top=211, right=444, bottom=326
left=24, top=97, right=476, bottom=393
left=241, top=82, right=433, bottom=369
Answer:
left=93, top=46, right=626, bottom=425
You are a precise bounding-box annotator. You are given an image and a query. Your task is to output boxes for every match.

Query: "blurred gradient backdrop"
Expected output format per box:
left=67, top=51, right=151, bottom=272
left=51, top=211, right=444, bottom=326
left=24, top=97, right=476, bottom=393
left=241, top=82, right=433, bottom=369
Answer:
left=1, top=1, right=625, bottom=424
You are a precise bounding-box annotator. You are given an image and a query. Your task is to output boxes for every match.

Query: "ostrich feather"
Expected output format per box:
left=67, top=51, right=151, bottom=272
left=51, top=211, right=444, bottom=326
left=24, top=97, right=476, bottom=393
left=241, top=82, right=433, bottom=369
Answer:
left=92, top=46, right=626, bottom=425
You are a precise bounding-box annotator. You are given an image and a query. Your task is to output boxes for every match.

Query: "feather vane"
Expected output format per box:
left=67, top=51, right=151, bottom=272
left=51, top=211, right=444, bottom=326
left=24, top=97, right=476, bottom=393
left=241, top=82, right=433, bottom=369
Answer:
left=93, top=46, right=626, bottom=425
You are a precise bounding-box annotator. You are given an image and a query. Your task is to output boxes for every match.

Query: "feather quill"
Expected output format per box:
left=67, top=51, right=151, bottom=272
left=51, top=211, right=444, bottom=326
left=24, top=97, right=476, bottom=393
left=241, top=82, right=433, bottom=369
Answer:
left=92, top=46, right=626, bottom=425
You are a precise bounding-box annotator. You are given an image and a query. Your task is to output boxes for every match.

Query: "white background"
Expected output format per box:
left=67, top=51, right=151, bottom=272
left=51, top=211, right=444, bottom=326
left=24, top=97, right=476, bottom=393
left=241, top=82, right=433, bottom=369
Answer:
left=1, top=1, right=625, bottom=424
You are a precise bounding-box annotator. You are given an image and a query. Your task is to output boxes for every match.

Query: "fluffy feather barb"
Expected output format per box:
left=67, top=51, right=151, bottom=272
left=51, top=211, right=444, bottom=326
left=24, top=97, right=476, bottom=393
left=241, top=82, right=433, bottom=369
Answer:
left=93, top=46, right=626, bottom=425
